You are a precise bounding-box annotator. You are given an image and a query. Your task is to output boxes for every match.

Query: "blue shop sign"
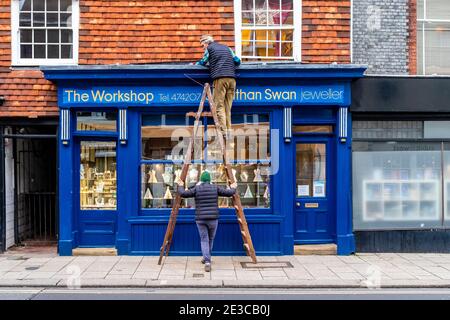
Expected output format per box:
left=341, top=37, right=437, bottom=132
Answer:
left=59, top=84, right=347, bottom=107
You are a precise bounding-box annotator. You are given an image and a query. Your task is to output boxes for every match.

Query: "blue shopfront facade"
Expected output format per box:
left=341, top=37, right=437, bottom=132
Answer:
left=42, top=64, right=366, bottom=256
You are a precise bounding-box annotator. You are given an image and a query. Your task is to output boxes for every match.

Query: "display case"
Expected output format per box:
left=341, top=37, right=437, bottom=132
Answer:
left=141, top=163, right=271, bottom=209
left=80, top=141, right=117, bottom=210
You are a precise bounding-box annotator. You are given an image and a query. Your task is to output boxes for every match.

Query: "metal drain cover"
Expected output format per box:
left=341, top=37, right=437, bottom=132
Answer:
left=241, top=261, right=294, bottom=269
left=25, top=266, right=40, bottom=271
left=7, top=256, right=28, bottom=261
left=192, top=273, right=204, bottom=278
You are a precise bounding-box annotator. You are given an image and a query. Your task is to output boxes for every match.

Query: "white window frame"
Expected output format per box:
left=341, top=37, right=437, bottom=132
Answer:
left=417, top=0, right=450, bottom=75
left=234, top=0, right=302, bottom=61
left=11, top=0, right=79, bottom=66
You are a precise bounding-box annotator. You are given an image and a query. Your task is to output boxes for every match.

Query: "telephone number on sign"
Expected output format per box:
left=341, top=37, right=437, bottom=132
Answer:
left=160, top=93, right=204, bottom=103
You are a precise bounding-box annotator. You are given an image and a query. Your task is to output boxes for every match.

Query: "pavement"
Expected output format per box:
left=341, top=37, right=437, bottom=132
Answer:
left=2, top=249, right=450, bottom=288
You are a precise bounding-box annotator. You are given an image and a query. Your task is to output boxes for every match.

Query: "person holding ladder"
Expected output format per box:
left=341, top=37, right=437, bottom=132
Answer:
left=177, top=171, right=237, bottom=272
left=195, top=35, right=241, bottom=138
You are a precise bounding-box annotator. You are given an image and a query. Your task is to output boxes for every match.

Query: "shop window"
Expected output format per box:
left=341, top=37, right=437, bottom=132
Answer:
left=76, top=111, right=117, bottom=132
left=142, top=114, right=201, bottom=161
left=80, top=141, right=117, bottom=210
left=296, top=144, right=326, bottom=198
left=141, top=113, right=271, bottom=210
left=444, top=143, right=450, bottom=227
left=352, top=141, right=443, bottom=230
left=293, top=125, right=333, bottom=134
left=235, top=0, right=301, bottom=61
left=417, top=0, right=450, bottom=75
left=11, top=0, right=79, bottom=65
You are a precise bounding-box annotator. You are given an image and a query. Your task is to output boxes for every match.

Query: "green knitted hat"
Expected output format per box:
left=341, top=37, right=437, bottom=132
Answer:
left=200, top=171, right=211, bottom=183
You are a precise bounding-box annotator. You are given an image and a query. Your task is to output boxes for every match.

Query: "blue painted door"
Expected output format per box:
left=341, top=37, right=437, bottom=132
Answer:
left=76, top=140, right=117, bottom=247
left=294, top=137, right=335, bottom=243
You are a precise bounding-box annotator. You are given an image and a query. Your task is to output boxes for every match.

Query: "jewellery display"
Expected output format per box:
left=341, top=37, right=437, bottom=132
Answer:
left=163, top=186, right=173, bottom=200
left=263, top=186, right=269, bottom=199
left=95, top=197, right=105, bottom=206
left=79, top=146, right=117, bottom=210
left=243, top=185, right=254, bottom=198
left=187, top=167, right=199, bottom=184
left=80, top=164, right=85, bottom=179
left=162, top=166, right=173, bottom=185
left=144, top=188, right=153, bottom=200
left=148, top=170, right=158, bottom=183
left=240, top=170, right=249, bottom=182
left=95, top=181, right=105, bottom=193
left=253, top=167, right=263, bottom=182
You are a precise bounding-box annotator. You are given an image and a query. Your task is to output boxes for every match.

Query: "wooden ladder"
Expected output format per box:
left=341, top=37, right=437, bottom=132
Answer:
left=158, top=83, right=257, bottom=265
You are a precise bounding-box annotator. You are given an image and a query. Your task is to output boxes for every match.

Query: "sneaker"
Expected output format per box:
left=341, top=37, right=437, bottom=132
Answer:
left=201, top=258, right=205, bottom=264
left=204, top=262, right=211, bottom=272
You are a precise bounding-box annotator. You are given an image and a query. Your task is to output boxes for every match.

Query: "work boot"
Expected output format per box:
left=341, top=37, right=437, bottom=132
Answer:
left=204, top=262, right=211, bottom=272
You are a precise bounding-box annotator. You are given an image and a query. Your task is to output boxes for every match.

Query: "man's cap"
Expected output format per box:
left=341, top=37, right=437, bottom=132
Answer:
left=200, top=171, right=211, bottom=183
left=200, top=34, right=214, bottom=44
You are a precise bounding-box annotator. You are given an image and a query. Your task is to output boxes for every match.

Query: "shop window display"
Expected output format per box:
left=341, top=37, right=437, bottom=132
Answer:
left=352, top=141, right=442, bottom=229
left=80, top=141, right=117, bottom=210
left=141, top=113, right=271, bottom=210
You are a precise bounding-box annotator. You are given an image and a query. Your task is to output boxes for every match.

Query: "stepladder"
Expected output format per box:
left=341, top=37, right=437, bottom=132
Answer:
left=158, top=83, right=257, bottom=265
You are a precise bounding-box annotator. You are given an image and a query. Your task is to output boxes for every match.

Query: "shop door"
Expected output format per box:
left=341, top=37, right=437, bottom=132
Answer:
left=76, top=140, right=117, bottom=247
left=294, top=138, right=335, bottom=243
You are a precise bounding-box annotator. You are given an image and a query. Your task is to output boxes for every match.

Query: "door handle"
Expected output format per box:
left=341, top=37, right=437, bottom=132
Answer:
left=296, top=202, right=301, bottom=207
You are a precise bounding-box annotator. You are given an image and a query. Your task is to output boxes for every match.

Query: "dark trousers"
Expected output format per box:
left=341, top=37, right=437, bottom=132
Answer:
left=196, top=219, right=218, bottom=263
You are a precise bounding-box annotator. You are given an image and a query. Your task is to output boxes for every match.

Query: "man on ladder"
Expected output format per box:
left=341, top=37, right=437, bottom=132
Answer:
left=177, top=171, right=237, bottom=272
left=196, top=34, right=241, bottom=138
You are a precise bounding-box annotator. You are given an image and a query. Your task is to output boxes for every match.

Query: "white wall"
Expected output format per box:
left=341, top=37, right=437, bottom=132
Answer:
left=4, top=131, right=15, bottom=249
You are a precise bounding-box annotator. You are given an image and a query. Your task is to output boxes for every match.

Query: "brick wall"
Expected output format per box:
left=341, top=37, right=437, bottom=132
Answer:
left=0, top=0, right=351, bottom=118
left=352, top=0, right=410, bottom=74
left=408, top=0, right=417, bottom=75
left=302, top=0, right=351, bottom=63
left=0, top=0, right=57, bottom=118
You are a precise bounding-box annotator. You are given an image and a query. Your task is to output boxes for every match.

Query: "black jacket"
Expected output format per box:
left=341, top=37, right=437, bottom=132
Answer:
left=177, top=182, right=235, bottom=220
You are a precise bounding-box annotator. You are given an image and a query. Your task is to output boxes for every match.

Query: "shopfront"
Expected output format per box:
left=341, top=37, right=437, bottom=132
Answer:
left=351, top=76, right=450, bottom=252
left=43, top=64, right=365, bottom=256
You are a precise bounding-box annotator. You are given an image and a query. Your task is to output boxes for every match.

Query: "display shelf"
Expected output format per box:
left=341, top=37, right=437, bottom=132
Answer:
left=363, top=180, right=440, bottom=221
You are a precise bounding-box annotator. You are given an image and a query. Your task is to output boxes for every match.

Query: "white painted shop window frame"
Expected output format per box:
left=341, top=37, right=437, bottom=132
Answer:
left=11, top=0, right=79, bottom=66
left=234, top=0, right=302, bottom=62
left=417, top=0, right=450, bottom=75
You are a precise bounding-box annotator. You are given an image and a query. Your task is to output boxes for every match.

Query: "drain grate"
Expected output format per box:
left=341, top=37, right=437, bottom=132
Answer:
left=192, top=273, right=204, bottom=278
left=241, top=261, right=294, bottom=269
left=25, top=266, right=40, bottom=271
left=7, top=256, right=28, bottom=261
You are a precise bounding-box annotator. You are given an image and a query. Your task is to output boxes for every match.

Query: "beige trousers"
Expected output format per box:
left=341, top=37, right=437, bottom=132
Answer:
left=213, top=77, right=236, bottom=134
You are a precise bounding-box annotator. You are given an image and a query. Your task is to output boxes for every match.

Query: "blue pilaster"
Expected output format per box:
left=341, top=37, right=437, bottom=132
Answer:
left=58, top=109, right=75, bottom=255
left=116, top=108, right=138, bottom=254
left=336, top=108, right=355, bottom=255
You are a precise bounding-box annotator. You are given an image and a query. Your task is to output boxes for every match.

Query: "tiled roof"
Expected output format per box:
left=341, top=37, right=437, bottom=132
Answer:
left=0, top=0, right=352, bottom=118
left=78, top=0, right=235, bottom=64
